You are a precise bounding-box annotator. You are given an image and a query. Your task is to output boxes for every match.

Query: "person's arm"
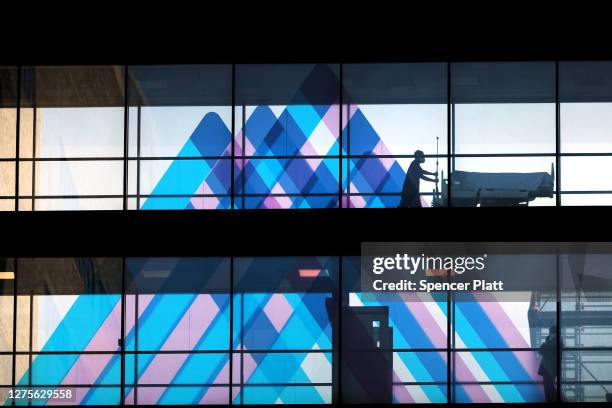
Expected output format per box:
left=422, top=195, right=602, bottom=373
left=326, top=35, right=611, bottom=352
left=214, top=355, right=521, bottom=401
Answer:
left=421, top=175, right=437, bottom=183
left=422, top=168, right=437, bottom=176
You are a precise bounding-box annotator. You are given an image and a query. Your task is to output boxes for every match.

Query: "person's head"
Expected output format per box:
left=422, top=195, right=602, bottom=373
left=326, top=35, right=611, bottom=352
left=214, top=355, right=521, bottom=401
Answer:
left=549, top=325, right=557, bottom=337
left=414, top=150, right=425, bottom=164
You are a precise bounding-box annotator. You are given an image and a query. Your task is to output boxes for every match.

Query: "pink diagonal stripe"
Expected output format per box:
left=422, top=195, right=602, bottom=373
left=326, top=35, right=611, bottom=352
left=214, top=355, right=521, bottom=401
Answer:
left=393, top=384, right=415, bottom=403
left=454, top=354, right=491, bottom=403
left=475, top=298, right=540, bottom=380
left=62, top=294, right=155, bottom=405
left=199, top=386, right=229, bottom=404
left=400, top=293, right=447, bottom=348
left=125, top=295, right=219, bottom=404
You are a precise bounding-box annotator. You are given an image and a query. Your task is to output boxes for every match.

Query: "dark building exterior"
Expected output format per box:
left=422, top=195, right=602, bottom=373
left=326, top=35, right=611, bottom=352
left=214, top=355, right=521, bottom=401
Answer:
left=1, top=31, right=612, bottom=405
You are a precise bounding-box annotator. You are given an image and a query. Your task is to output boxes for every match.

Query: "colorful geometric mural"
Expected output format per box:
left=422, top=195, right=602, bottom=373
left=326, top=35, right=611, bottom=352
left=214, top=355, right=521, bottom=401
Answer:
left=4, top=268, right=546, bottom=405
left=10, top=293, right=230, bottom=406
left=349, top=291, right=545, bottom=404
left=140, top=64, right=440, bottom=209
left=232, top=293, right=333, bottom=404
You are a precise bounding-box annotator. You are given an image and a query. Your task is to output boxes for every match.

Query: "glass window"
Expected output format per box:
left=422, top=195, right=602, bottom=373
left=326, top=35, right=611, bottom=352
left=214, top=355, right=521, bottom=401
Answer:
left=18, top=66, right=125, bottom=210
left=233, top=257, right=338, bottom=404
left=342, top=256, right=448, bottom=404
left=15, top=258, right=122, bottom=405
left=0, top=258, right=15, bottom=396
left=560, top=248, right=612, bottom=405
left=0, top=66, right=17, bottom=211
left=343, top=63, right=448, bottom=208
left=235, top=64, right=340, bottom=209
left=560, top=62, right=612, bottom=206
left=124, top=257, right=231, bottom=405
left=450, top=62, right=556, bottom=207
left=127, top=65, right=232, bottom=210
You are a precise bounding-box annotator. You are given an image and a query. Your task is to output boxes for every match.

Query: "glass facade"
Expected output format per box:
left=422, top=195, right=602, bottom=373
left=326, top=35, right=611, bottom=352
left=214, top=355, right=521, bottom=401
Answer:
left=1, top=254, right=610, bottom=404
left=3, top=62, right=612, bottom=210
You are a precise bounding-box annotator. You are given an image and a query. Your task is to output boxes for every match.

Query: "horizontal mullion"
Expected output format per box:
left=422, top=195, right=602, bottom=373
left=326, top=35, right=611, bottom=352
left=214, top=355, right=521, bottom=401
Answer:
left=9, top=153, right=612, bottom=160
left=239, top=383, right=332, bottom=387
left=560, top=190, right=612, bottom=195
left=562, top=346, right=612, bottom=351
left=451, top=380, right=544, bottom=385
left=452, top=153, right=556, bottom=157
left=19, top=195, right=124, bottom=200
left=18, top=157, right=125, bottom=162
left=560, top=152, right=612, bottom=157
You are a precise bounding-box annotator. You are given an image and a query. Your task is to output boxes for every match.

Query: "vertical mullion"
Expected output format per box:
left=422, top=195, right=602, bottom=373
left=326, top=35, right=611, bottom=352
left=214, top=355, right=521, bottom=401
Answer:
left=336, top=255, right=342, bottom=404
left=338, top=64, right=343, bottom=208
left=134, top=291, right=139, bottom=404
left=556, top=250, right=562, bottom=402
left=136, top=106, right=141, bottom=210
left=28, top=293, right=33, bottom=405
left=346, top=102, right=351, bottom=207
left=240, top=291, right=244, bottom=404
left=446, top=268, right=452, bottom=404
left=120, top=257, right=126, bottom=404
left=555, top=61, right=561, bottom=207
left=31, top=71, right=37, bottom=211
left=447, top=62, right=453, bottom=208
left=122, top=66, right=129, bottom=211
left=231, top=64, right=236, bottom=210
left=241, top=105, right=246, bottom=210
left=11, top=258, right=18, bottom=407
left=229, top=256, right=234, bottom=405
left=14, top=66, right=21, bottom=211
left=11, top=65, right=21, bottom=406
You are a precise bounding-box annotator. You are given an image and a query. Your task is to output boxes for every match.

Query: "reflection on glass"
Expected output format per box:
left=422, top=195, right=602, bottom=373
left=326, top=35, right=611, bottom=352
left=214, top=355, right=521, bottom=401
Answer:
left=14, top=258, right=122, bottom=405
left=450, top=157, right=556, bottom=207
left=233, top=256, right=337, bottom=404
left=124, top=257, right=230, bottom=406
left=19, top=66, right=125, bottom=211
left=127, top=65, right=233, bottom=210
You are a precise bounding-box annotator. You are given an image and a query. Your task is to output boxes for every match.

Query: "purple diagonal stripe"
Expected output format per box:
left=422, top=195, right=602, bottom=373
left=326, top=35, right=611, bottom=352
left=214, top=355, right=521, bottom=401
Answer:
left=454, top=354, right=491, bottom=403
left=400, top=293, right=447, bottom=348
left=125, top=295, right=220, bottom=404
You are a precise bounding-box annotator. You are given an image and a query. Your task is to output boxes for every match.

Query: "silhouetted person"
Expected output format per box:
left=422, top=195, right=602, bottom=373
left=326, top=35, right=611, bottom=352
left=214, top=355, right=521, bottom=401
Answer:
left=539, top=325, right=560, bottom=402
left=399, top=150, right=437, bottom=208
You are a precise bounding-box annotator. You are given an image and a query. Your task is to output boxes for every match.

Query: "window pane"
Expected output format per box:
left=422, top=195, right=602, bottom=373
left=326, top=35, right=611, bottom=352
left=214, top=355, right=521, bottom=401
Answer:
left=128, top=65, right=232, bottom=159
left=128, top=386, right=229, bottom=405
left=453, top=103, right=555, bottom=154
left=561, top=156, right=612, bottom=192
left=240, top=386, right=331, bottom=405
left=341, top=256, right=447, bottom=404
left=451, top=62, right=556, bottom=155
left=138, top=159, right=230, bottom=210
left=394, top=384, right=447, bottom=404
left=561, top=193, right=612, bottom=206
left=455, top=384, right=545, bottom=403
left=0, top=161, right=15, bottom=198
left=562, top=350, right=612, bottom=403
left=124, top=257, right=230, bottom=406
left=344, top=63, right=447, bottom=156
left=235, top=64, right=340, bottom=209
left=233, top=256, right=337, bottom=405
left=35, top=160, right=123, bottom=196
left=20, top=66, right=125, bottom=159
left=345, top=156, right=445, bottom=209
left=451, top=156, right=556, bottom=207
left=561, top=103, right=612, bottom=153
left=16, top=258, right=122, bottom=353
left=0, top=66, right=18, bottom=159
left=560, top=252, right=612, bottom=349
left=0, top=258, right=14, bottom=353
left=454, top=294, right=553, bottom=350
